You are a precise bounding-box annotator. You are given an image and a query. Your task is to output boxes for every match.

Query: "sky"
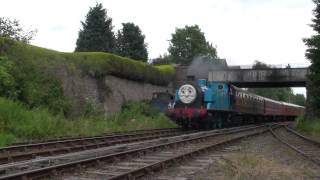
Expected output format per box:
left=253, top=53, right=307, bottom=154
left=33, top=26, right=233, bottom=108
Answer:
left=0, top=0, right=315, bottom=95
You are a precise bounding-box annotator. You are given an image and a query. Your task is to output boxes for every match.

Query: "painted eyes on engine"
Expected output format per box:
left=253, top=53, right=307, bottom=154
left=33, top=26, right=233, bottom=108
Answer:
left=178, top=84, right=197, bottom=104
left=180, top=89, right=193, bottom=95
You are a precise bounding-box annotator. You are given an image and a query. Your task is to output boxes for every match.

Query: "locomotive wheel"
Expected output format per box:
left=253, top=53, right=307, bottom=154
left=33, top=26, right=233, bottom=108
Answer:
left=199, top=120, right=207, bottom=130
left=182, top=119, right=192, bottom=130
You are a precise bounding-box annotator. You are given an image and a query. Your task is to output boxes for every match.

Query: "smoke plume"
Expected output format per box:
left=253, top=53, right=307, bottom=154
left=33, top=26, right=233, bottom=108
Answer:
left=187, top=55, right=228, bottom=80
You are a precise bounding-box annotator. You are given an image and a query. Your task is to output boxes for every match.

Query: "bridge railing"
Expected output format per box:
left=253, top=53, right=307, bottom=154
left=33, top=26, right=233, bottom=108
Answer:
left=228, top=63, right=310, bottom=69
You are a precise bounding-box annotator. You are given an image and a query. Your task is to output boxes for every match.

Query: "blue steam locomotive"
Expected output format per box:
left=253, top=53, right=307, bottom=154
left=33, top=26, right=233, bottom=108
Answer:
left=166, top=79, right=305, bottom=129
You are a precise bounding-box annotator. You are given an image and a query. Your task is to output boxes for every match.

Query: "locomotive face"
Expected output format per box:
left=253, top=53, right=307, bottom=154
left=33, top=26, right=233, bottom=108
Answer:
left=178, top=84, right=197, bottom=104
left=168, top=80, right=304, bottom=130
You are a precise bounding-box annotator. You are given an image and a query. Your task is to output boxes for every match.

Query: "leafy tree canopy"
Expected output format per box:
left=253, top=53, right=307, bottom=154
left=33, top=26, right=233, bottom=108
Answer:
left=75, top=3, right=115, bottom=52
left=151, top=53, right=171, bottom=65
left=0, top=17, right=37, bottom=43
left=304, top=0, right=320, bottom=118
left=115, top=22, right=148, bottom=61
left=248, top=61, right=306, bottom=106
left=168, top=25, right=217, bottom=65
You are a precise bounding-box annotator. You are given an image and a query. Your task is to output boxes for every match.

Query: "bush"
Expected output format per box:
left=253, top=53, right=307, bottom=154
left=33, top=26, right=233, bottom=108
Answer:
left=0, top=53, right=69, bottom=115
left=0, top=98, right=63, bottom=140
left=106, top=101, right=177, bottom=131
left=0, top=56, right=18, bottom=98
left=0, top=98, right=177, bottom=146
left=65, top=52, right=175, bottom=85
left=0, top=37, right=175, bottom=115
left=296, top=116, right=320, bottom=136
left=0, top=134, right=16, bottom=146
left=0, top=37, right=177, bottom=145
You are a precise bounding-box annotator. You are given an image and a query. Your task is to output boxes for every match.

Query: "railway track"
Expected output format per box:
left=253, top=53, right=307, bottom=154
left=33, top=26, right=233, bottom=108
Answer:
left=12, top=128, right=179, bottom=146
left=270, top=126, right=320, bottom=166
left=0, top=123, right=277, bottom=180
left=0, top=128, right=188, bottom=165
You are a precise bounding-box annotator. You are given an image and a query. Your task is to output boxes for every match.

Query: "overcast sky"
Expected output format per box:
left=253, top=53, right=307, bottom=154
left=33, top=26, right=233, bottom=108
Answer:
left=1, top=0, right=315, bottom=95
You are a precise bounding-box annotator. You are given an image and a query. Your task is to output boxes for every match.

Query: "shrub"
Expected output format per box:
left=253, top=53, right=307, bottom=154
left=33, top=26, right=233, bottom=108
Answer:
left=65, top=52, right=175, bottom=85
left=0, top=54, right=69, bottom=115
left=83, top=98, right=98, bottom=116
left=296, top=116, right=320, bottom=136
left=0, top=98, right=177, bottom=146
left=0, top=97, right=63, bottom=140
left=0, top=37, right=175, bottom=115
left=0, top=56, right=18, bottom=98
left=0, top=134, right=16, bottom=146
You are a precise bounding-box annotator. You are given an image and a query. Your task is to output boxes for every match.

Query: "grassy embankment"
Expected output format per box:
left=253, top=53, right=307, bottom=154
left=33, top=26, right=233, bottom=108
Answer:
left=0, top=99, right=177, bottom=146
left=296, top=116, right=320, bottom=138
left=0, top=38, right=177, bottom=146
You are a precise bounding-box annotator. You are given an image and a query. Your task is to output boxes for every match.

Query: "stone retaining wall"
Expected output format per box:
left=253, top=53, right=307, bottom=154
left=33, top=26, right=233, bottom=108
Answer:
left=54, top=66, right=172, bottom=116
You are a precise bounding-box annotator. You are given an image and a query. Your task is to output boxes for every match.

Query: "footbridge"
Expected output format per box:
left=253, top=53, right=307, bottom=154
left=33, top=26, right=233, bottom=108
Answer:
left=208, top=67, right=309, bottom=88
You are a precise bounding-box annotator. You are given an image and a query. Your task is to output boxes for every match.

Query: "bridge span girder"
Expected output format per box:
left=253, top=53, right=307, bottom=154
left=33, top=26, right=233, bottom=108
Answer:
left=208, top=68, right=309, bottom=88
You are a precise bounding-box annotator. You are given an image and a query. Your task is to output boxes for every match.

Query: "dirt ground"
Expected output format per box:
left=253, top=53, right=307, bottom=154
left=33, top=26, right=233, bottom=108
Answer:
left=151, top=129, right=320, bottom=180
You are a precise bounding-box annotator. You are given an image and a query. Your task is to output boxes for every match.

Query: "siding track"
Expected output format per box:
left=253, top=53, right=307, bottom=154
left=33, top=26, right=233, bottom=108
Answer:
left=270, top=126, right=320, bottom=166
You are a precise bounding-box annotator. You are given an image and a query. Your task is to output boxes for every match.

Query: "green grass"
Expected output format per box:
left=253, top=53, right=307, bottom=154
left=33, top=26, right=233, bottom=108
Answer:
left=0, top=98, right=177, bottom=146
left=296, top=116, right=320, bottom=137
left=0, top=37, right=175, bottom=86
left=0, top=55, right=70, bottom=115
left=0, top=37, right=175, bottom=116
left=0, top=37, right=177, bottom=146
left=154, top=64, right=175, bottom=73
left=214, top=153, right=306, bottom=179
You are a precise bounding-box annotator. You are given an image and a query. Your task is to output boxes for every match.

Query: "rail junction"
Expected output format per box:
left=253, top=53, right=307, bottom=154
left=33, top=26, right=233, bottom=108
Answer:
left=0, top=123, right=309, bottom=180
left=270, top=126, right=320, bottom=166
left=0, top=128, right=189, bottom=164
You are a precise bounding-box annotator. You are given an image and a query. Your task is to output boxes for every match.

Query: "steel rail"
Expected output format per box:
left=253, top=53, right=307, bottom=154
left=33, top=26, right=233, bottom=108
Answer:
left=0, top=124, right=274, bottom=180
left=11, top=128, right=180, bottom=146
left=0, top=128, right=187, bottom=164
left=107, top=125, right=274, bottom=180
left=0, top=128, right=180, bottom=151
left=269, top=126, right=320, bottom=166
left=285, top=126, right=320, bottom=147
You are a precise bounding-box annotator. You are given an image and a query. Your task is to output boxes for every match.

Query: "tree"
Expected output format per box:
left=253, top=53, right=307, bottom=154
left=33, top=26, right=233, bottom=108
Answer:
left=247, top=61, right=304, bottom=103
left=0, top=17, right=37, bottom=43
left=206, top=42, right=218, bottom=59
left=150, top=53, right=171, bottom=65
left=304, top=0, right=320, bottom=118
left=0, top=56, right=17, bottom=99
left=75, top=3, right=115, bottom=52
left=115, top=23, right=148, bottom=61
left=252, top=60, right=269, bottom=69
left=291, top=94, right=306, bottom=106
left=168, top=25, right=217, bottom=65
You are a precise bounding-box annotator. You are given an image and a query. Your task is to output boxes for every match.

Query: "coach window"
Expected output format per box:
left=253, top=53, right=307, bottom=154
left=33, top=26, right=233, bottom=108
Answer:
left=244, top=94, right=248, bottom=104
left=242, top=94, right=245, bottom=100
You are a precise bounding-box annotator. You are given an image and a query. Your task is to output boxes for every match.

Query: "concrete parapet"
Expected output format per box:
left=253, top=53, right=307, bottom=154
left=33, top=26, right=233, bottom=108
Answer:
left=208, top=68, right=309, bottom=87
